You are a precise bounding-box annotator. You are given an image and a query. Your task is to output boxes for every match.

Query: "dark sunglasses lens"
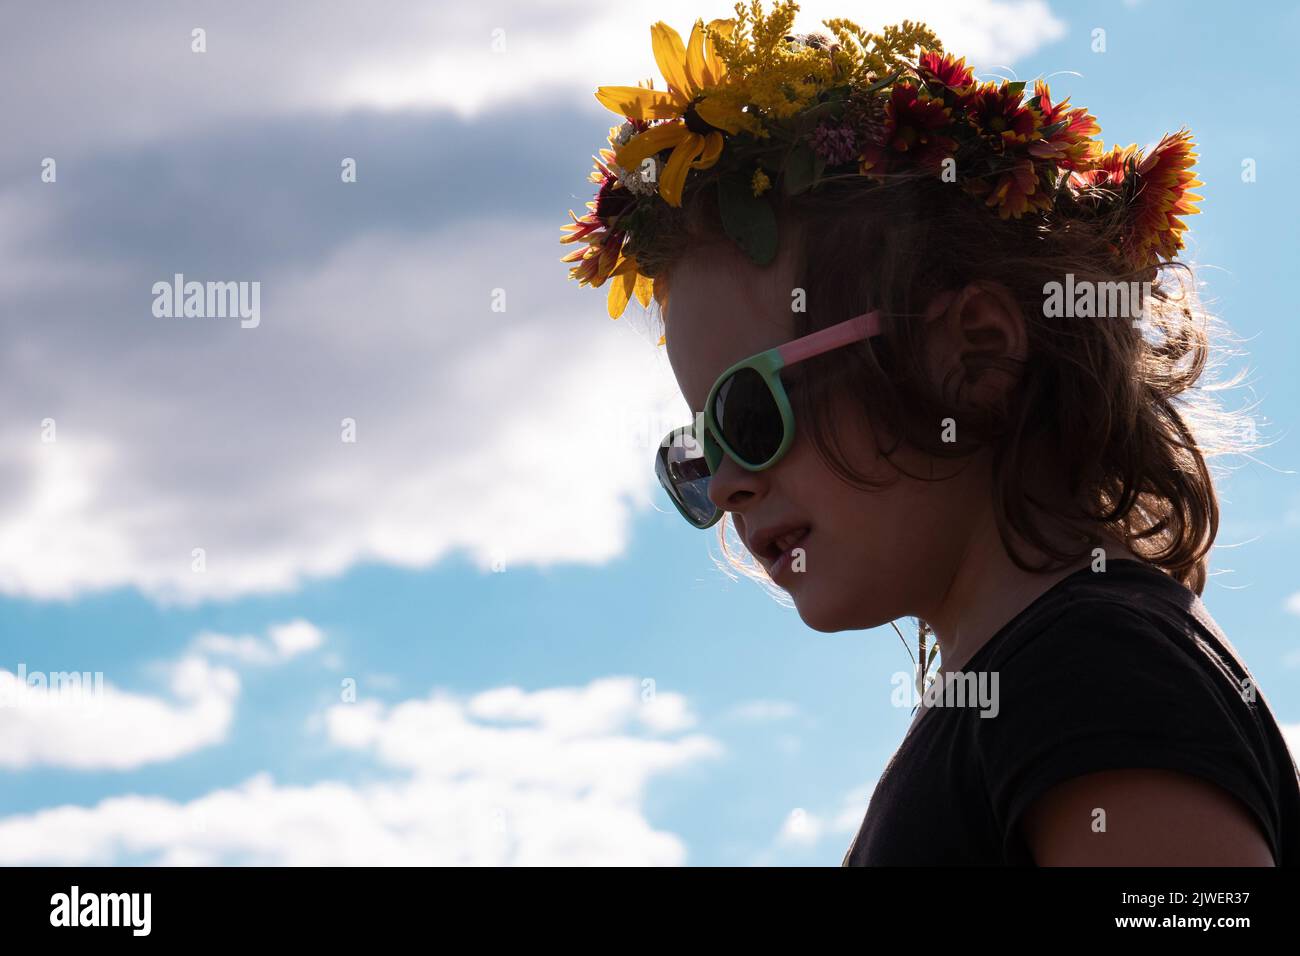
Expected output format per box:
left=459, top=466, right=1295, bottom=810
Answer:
left=656, top=430, right=716, bottom=526
left=713, top=367, right=783, bottom=465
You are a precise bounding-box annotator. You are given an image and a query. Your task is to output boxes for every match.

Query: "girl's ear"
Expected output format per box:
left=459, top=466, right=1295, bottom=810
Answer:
left=923, top=280, right=1027, bottom=411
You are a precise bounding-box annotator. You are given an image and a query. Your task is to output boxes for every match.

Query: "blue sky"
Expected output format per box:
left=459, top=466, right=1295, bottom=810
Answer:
left=1, top=0, right=1297, bottom=865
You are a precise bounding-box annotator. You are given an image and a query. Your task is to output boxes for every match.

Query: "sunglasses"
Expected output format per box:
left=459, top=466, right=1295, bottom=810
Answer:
left=655, top=310, right=884, bottom=528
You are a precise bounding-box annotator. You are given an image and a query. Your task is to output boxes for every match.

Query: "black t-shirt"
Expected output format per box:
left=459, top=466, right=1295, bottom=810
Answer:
left=842, top=558, right=1300, bottom=866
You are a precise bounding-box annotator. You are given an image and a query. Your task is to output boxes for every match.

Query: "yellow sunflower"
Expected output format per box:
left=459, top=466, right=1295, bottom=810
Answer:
left=595, top=19, right=749, bottom=207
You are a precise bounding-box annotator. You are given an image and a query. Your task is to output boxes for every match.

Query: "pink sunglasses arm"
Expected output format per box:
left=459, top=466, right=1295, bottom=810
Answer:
left=776, top=310, right=882, bottom=366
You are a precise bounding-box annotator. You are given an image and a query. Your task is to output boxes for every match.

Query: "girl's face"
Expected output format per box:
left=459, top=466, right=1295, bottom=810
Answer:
left=661, top=243, right=992, bottom=633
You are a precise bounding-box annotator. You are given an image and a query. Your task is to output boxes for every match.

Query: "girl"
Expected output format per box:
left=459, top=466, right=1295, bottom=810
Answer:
left=561, top=5, right=1300, bottom=865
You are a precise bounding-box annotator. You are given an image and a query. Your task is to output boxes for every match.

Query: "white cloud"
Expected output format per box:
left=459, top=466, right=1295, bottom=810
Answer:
left=467, top=678, right=698, bottom=736
left=778, top=807, right=825, bottom=846
left=638, top=693, right=698, bottom=734
left=773, top=779, right=876, bottom=851
left=0, top=656, right=239, bottom=771
left=191, top=634, right=275, bottom=666
left=195, top=619, right=324, bottom=665
left=270, top=620, right=323, bottom=658
left=2, top=1, right=1066, bottom=163
left=726, top=699, right=800, bottom=722
left=333, top=1, right=1067, bottom=114
left=830, top=780, right=878, bottom=832
left=0, top=676, right=721, bottom=865
left=0, top=618, right=328, bottom=770
left=0, top=221, right=686, bottom=602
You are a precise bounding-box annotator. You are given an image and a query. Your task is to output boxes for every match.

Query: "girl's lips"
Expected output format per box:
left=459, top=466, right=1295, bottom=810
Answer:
left=768, top=527, right=810, bottom=581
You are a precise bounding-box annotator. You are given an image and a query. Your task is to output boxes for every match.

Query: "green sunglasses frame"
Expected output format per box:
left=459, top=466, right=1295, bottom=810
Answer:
left=657, top=310, right=884, bottom=529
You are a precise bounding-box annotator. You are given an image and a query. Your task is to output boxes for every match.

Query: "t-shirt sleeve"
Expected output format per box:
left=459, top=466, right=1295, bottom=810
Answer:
left=975, top=598, right=1280, bottom=863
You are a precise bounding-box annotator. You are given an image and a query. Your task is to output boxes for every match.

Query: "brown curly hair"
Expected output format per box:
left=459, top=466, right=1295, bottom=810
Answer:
left=650, top=170, right=1259, bottom=597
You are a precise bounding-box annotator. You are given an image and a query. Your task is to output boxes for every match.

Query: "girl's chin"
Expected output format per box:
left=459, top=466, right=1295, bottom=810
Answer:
left=790, top=589, right=858, bottom=633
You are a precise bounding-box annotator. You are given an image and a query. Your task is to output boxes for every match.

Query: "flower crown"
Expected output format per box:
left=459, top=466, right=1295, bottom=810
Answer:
left=560, top=1, right=1203, bottom=324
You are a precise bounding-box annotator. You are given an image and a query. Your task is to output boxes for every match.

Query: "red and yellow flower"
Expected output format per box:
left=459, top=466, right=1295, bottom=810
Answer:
left=1069, top=142, right=1137, bottom=191
left=859, top=81, right=956, bottom=175
left=969, top=80, right=1039, bottom=151
left=965, top=159, right=1054, bottom=219
left=560, top=154, right=653, bottom=318
left=917, top=51, right=976, bottom=106
left=1126, top=130, right=1203, bottom=265
left=1026, top=80, right=1100, bottom=170
left=1067, top=131, right=1202, bottom=266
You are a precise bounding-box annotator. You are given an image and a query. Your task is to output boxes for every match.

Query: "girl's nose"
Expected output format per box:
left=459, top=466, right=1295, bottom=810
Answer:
left=706, top=451, right=766, bottom=516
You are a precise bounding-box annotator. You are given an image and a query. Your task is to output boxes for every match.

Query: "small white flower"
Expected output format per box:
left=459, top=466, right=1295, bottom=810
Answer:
left=607, top=122, right=661, bottom=196
left=610, top=122, right=638, bottom=148
left=619, top=161, right=661, bottom=196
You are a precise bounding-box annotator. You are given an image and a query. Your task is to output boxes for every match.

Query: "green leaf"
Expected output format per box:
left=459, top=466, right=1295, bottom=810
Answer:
left=1005, top=80, right=1026, bottom=96
left=795, top=99, right=841, bottom=130
left=861, top=69, right=901, bottom=94
left=782, top=143, right=818, bottom=196
left=717, top=176, right=778, bottom=266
